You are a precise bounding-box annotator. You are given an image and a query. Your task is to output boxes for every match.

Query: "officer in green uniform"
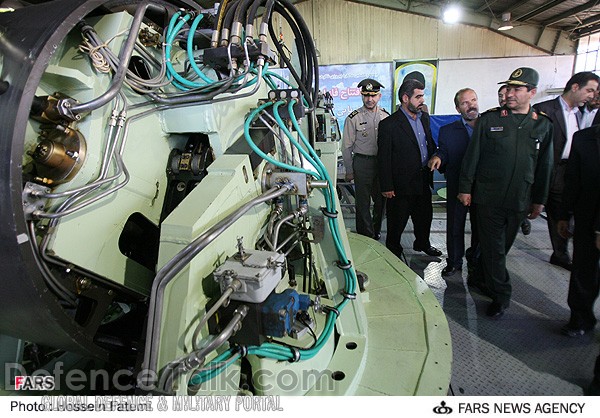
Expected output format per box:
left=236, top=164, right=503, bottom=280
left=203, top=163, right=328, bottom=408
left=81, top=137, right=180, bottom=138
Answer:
left=458, top=67, right=554, bottom=318
left=342, top=78, right=389, bottom=239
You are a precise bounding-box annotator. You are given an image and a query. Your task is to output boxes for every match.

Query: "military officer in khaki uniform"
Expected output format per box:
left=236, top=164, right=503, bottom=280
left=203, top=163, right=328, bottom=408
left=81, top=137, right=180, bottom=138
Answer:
left=458, top=67, right=554, bottom=318
left=342, top=78, right=389, bottom=239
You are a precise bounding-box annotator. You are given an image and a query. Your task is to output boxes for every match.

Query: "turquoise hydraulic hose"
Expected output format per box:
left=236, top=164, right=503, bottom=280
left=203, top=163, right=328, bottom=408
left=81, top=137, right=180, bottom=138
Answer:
left=272, top=101, right=320, bottom=170
left=188, top=93, right=357, bottom=387
left=165, top=13, right=200, bottom=89
left=288, top=99, right=356, bottom=298
left=186, top=14, right=215, bottom=84
left=243, top=101, right=320, bottom=178
left=166, top=12, right=260, bottom=91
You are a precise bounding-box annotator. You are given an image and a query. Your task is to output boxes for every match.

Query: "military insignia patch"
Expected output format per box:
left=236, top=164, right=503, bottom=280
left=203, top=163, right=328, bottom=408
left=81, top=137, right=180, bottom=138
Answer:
left=532, top=112, right=538, bottom=120
left=500, top=109, right=508, bottom=117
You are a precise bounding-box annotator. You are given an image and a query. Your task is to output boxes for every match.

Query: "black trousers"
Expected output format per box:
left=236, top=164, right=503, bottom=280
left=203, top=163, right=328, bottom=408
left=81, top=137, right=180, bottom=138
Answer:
left=446, top=186, right=479, bottom=269
left=475, top=204, right=524, bottom=306
left=353, top=155, right=384, bottom=238
left=546, top=164, right=570, bottom=263
left=566, top=218, right=600, bottom=329
left=385, top=175, right=433, bottom=257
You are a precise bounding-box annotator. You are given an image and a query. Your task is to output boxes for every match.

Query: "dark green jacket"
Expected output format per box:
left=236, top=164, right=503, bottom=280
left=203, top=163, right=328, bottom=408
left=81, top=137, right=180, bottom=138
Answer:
left=458, top=106, right=553, bottom=211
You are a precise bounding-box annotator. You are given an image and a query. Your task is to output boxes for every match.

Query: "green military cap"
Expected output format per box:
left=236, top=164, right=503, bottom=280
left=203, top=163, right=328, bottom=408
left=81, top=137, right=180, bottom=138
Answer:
left=357, top=78, right=384, bottom=96
left=498, top=67, right=539, bottom=88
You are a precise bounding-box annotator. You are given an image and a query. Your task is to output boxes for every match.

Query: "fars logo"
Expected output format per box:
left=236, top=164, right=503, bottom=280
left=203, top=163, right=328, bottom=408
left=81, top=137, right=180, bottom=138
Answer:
left=433, top=401, right=453, bottom=414
left=14, top=376, right=55, bottom=391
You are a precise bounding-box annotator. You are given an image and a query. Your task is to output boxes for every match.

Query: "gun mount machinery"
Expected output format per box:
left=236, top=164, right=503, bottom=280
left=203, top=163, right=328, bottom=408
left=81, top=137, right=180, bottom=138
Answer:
left=0, top=0, right=451, bottom=395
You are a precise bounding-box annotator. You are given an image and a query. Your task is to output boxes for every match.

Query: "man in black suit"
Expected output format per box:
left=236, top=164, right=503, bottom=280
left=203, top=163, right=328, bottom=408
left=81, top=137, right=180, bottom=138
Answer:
left=378, top=79, right=441, bottom=259
left=428, top=88, right=480, bottom=277
left=533, top=72, right=600, bottom=271
left=589, top=212, right=600, bottom=394
left=557, top=125, right=600, bottom=337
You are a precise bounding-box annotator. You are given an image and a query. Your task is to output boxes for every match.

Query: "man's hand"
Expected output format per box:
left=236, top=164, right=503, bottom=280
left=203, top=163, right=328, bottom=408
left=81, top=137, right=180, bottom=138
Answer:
left=557, top=220, right=573, bottom=239
left=345, top=173, right=354, bottom=182
left=527, top=203, right=544, bottom=220
left=458, top=193, right=471, bottom=206
left=382, top=191, right=395, bottom=198
left=428, top=156, right=441, bottom=171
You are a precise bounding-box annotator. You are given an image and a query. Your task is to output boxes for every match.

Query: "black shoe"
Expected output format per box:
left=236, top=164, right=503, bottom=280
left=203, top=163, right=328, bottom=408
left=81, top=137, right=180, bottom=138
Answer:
left=550, top=255, right=573, bottom=271
left=560, top=324, right=594, bottom=338
left=486, top=301, right=507, bottom=318
left=413, top=245, right=442, bottom=257
left=374, top=232, right=381, bottom=240
left=442, top=265, right=462, bottom=277
left=520, top=219, right=531, bottom=235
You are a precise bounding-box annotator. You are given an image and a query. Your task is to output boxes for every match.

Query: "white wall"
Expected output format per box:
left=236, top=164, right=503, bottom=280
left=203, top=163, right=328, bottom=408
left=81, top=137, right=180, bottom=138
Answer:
left=434, top=55, right=575, bottom=115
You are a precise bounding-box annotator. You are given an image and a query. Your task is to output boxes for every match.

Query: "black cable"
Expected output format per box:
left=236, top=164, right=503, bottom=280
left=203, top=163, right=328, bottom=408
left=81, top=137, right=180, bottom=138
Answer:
left=233, top=0, right=255, bottom=27
left=308, top=243, right=315, bottom=293
left=274, top=4, right=308, bottom=87
left=276, top=0, right=319, bottom=100
left=273, top=2, right=309, bottom=88
left=261, top=0, right=277, bottom=28
left=302, top=240, right=308, bottom=294
left=267, top=10, right=313, bottom=108
left=223, top=0, right=241, bottom=34
left=247, top=0, right=263, bottom=26
left=299, top=316, right=317, bottom=346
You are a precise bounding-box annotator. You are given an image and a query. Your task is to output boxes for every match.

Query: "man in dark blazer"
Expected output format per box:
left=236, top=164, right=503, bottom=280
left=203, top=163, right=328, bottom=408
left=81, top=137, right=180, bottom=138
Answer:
left=428, top=88, right=480, bottom=277
left=588, top=211, right=600, bottom=395
left=533, top=72, right=599, bottom=271
left=378, top=79, right=442, bottom=259
left=557, top=125, right=600, bottom=337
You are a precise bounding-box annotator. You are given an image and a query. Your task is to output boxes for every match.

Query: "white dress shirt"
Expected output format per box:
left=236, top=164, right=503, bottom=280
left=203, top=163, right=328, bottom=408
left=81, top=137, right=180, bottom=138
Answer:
left=559, top=96, right=580, bottom=160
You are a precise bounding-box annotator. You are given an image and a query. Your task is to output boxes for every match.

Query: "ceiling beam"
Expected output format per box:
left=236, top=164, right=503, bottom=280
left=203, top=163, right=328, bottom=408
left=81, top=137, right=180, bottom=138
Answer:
left=579, top=12, right=600, bottom=27
left=477, top=0, right=501, bottom=13
left=574, top=22, right=600, bottom=38
left=515, top=0, right=565, bottom=22
left=540, top=0, right=599, bottom=26
left=502, top=1, right=531, bottom=14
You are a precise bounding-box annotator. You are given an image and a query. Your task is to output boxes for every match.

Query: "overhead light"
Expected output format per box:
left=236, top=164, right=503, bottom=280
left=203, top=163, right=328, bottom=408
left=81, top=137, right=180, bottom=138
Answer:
left=442, top=4, right=461, bottom=24
left=498, top=12, right=513, bottom=31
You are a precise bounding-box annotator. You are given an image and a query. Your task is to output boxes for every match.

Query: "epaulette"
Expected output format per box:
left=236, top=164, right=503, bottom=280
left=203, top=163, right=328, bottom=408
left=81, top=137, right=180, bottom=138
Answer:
left=380, top=108, right=390, bottom=115
left=482, top=107, right=500, bottom=115
left=348, top=110, right=359, bottom=119
left=536, top=110, right=552, bottom=121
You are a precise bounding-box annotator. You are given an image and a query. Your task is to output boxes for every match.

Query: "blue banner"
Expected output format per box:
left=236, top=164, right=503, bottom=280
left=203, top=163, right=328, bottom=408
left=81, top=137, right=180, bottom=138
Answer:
left=271, top=63, right=393, bottom=132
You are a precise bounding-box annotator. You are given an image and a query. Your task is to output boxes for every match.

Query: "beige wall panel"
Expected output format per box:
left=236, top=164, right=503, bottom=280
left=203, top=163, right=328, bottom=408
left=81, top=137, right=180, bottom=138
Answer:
left=287, top=0, right=552, bottom=65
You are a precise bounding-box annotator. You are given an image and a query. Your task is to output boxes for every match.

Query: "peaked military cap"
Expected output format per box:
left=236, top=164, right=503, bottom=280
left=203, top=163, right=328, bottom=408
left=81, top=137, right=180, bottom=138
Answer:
left=498, top=67, right=539, bottom=88
left=357, top=78, right=383, bottom=95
